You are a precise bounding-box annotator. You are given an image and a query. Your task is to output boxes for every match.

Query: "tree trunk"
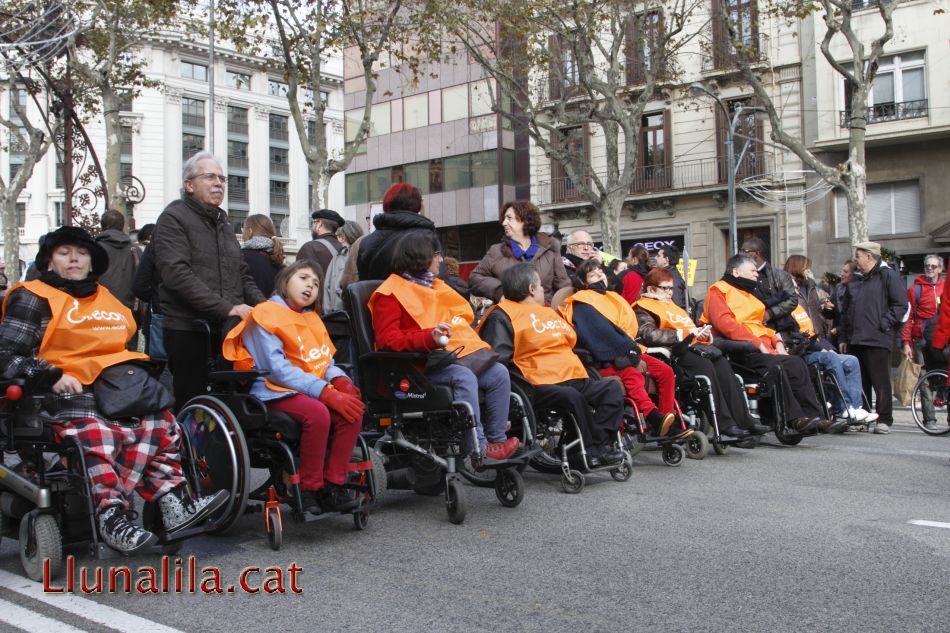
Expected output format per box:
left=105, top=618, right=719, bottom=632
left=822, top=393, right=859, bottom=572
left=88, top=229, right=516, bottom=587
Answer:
left=600, top=189, right=626, bottom=257
left=310, top=161, right=329, bottom=212
left=101, top=88, right=127, bottom=220
left=844, top=92, right=869, bottom=243
left=1, top=196, right=20, bottom=279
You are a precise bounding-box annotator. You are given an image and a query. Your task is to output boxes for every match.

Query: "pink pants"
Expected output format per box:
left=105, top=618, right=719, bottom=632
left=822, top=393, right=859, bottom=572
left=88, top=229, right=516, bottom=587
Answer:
left=267, top=394, right=361, bottom=490
left=599, top=354, right=675, bottom=416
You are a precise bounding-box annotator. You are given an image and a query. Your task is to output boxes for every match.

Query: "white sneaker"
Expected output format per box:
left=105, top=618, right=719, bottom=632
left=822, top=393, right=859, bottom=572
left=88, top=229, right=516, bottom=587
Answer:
left=159, top=488, right=229, bottom=534
left=865, top=412, right=879, bottom=423
left=848, top=408, right=869, bottom=422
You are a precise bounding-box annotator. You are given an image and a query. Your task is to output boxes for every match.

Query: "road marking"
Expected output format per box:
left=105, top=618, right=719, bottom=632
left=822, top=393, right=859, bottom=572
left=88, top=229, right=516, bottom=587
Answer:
left=0, top=596, right=89, bottom=633
left=909, top=520, right=950, bottom=529
left=0, top=568, right=186, bottom=633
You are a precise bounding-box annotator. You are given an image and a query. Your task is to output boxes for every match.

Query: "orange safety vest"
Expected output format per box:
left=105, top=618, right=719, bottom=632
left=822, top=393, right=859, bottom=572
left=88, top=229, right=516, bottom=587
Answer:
left=791, top=304, right=815, bottom=337
left=635, top=296, right=698, bottom=342
left=560, top=289, right=646, bottom=352
left=487, top=299, right=588, bottom=385
left=699, top=280, right=775, bottom=340
left=222, top=300, right=336, bottom=393
left=369, top=274, right=490, bottom=358
left=3, top=281, right=147, bottom=385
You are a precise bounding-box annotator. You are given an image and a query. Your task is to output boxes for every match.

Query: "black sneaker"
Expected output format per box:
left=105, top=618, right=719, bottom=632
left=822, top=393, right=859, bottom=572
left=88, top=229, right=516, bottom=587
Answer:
left=319, top=485, right=358, bottom=512
left=98, top=506, right=158, bottom=554
left=299, top=490, right=323, bottom=515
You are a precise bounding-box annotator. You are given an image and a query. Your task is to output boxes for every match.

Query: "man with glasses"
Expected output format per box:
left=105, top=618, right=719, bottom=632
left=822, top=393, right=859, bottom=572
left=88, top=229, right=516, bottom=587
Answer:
left=562, top=230, right=606, bottom=286
left=153, top=151, right=265, bottom=408
left=902, top=254, right=946, bottom=430
left=739, top=237, right=798, bottom=328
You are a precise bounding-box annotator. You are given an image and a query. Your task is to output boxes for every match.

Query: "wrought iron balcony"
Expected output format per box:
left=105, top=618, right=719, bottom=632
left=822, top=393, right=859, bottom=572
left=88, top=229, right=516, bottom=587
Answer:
left=839, top=99, right=928, bottom=127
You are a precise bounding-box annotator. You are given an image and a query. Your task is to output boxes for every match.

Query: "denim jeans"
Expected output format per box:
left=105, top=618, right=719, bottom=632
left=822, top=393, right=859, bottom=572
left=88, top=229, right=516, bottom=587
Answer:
left=426, top=362, right=510, bottom=452
left=805, top=350, right=863, bottom=413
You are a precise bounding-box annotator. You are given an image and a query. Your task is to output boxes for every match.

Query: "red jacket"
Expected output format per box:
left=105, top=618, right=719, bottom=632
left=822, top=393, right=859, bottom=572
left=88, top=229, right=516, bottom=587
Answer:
left=370, top=293, right=440, bottom=353
left=902, top=275, right=945, bottom=345
left=932, top=277, right=950, bottom=358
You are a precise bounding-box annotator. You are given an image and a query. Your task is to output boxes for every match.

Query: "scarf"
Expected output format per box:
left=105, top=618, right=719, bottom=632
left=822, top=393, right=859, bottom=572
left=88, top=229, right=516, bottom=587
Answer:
left=722, top=273, right=758, bottom=294
left=39, top=270, right=99, bottom=298
left=243, top=236, right=274, bottom=251
left=400, top=271, right=437, bottom=288
left=509, top=235, right=539, bottom=261
left=586, top=281, right=608, bottom=294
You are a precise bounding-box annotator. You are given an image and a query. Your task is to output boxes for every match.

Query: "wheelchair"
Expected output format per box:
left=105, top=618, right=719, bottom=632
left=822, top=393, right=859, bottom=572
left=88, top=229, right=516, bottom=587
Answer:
left=345, top=281, right=537, bottom=524
left=0, top=379, right=209, bottom=581
left=911, top=368, right=949, bottom=435
left=175, top=321, right=381, bottom=550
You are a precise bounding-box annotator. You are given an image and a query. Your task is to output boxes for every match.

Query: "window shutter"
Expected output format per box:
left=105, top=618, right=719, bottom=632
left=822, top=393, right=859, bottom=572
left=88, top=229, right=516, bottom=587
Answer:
left=891, top=181, right=921, bottom=234
left=711, top=0, right=726, bottom=69
left=549, top=35, right=561, bottom=101
left=625, top=15, right=643, bottom=85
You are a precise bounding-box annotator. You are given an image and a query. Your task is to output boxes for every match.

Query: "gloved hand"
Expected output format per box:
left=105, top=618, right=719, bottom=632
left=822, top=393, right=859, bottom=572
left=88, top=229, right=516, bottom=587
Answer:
left=318, top=386, right=365, bottom=424
left=331, top=376, right=361, bottom=398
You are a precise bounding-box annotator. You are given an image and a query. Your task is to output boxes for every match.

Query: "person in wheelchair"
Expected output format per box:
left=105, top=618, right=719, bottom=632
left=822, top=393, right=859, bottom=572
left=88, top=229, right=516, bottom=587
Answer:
left=0, top=227, right=227, bottom=554
left=223, top=260, right=365, bottom=514
left=477, top=263, right=625, bottom=467
left=634, top=268, right=770, bottom=439
left=781, top=256, right=876, bottom=426
left=369, top=233, right=520, bottom=461
left=700, top=253, right=832, bottom=434
left=558, top=259, right=680, bottom=439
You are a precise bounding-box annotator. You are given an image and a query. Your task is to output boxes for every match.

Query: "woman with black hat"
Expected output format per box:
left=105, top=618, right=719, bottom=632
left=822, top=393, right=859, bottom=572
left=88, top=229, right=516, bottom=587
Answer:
left=0, top=226, right=228, bottom=554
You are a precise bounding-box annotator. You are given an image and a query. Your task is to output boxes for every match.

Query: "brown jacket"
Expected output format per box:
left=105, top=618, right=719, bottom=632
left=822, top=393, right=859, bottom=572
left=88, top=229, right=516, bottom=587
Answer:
left=469, top=232, right=571, bottom=304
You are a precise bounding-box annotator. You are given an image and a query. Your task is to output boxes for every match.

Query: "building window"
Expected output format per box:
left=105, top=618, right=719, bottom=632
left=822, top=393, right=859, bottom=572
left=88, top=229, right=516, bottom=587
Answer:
left=228, top=140, right=248, bottom=170
left=345, top=173, right=368, bottom=205
left=712, top=0, right=758, bottom=69
left=626, top=12, right=665, bottom=85
left=55, top=159, right=64, bottom=189
left=15, top=202, right=26, bottom=229
left=635, top=112, right=671, bottom=191
left=842, top=51, right=927, bottom=126
left=404, top=93, right=428, bottom=130
left=227, top=105, right=248, bottom=136
left=182, top=133, right=204, bottom=160
left=369, top=102, right=391, bottom=136
left=834, top=180, right=921, bottom=239
left=269, top=180, right=289, bottom=209
left=226, top=70, right=251, bottom=90
left=319, top=90, right=329, bottom=104
left=181, top=61, right=208, bottom=81
left=270, top=147, right=289, bottom=175
left=551, top=126, right=588, bottom=202
left=268, top=80, right=289, bottom=97
left=54, top=201, right=65, bottom=226
left=182, top=97, right=205, bottom=129
left=269, top=113, right=289, bottom=143
left=470, top=80, right=494, bottom=118
left=471, top=151, right=497, bottom=188
left=442, top=85, right=468, bottom=122
left=120, top=125, right=133, bottom=156
left=228, top=175, right=248, bottom=204
left=717, top=97, right=763, bottom=182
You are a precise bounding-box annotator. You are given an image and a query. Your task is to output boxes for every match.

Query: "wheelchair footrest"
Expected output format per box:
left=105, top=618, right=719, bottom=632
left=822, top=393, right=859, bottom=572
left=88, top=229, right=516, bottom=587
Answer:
left=472, top=443, right=543, bottom=471
left=345, top=460, right=372, bottom=472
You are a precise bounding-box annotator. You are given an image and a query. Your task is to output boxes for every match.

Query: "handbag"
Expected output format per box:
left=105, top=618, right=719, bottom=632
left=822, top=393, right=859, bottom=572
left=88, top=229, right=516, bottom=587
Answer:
left=894, top=355, right=921, bottom=406
left=455, top=347, right=500, bottom=376
left=94, top=361, right=174, bottom=419
left=424, top=349, right=458, bottom=373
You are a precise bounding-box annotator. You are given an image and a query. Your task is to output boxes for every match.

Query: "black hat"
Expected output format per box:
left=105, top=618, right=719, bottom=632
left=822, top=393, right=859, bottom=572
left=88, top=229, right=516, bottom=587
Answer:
left=36, top=226, right=109, bottom=277
left=311, top=208, right=345, bottom=225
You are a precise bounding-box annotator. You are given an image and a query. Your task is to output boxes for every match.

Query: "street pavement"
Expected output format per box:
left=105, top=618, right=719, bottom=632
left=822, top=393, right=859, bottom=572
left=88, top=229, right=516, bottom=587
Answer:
left=0, top=406, right=948, bottom=632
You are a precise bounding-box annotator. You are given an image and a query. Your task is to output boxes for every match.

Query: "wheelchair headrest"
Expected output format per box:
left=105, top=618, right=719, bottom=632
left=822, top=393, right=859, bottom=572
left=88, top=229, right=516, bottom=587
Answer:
left=344, top=280, right=383, bottom=359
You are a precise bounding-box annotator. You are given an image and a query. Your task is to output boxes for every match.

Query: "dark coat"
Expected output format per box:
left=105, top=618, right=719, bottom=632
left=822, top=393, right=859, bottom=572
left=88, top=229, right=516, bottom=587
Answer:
left=95, top=229, right=136, bottom=310
left=841, top=262, right=908, bottom=349
left=296, top=233, right=342, bottom=275
left=670, top=266, right=687, bottom=310
left=754, top=262, right=798, bottom=322
left=242, top=248, right=283, bottom=299
left=356, top=210, right=436, bottom=281
left=469, top=232, right=571, bottom=304
left=152, top=195, right=265, bottom=331
left=132, top=243, right=161, bottom=313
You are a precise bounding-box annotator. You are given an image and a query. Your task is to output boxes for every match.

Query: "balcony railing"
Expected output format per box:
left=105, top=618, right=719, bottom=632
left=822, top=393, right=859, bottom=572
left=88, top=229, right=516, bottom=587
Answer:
left=270, top=161, right=289, bottom=176
left=228, top=156, right=248, bottom=170
left=270, top=192, right=289, bottom=209
left=839, top=99, right=928, bottom=128
left=182, top=113, right=204, bottom=128
left=228, top=120, right=248, bottom=135
left=536, top=154, right=774, bottom=206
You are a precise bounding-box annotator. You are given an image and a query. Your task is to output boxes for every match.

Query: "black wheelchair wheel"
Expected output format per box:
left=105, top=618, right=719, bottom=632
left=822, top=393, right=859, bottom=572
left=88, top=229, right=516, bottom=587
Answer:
left=661, top=443, right=686, bottom=466
left=560, top=469, right=585, bottom=494
left=610, top=458, right=633, bottom=482
left=353, top=510, right=369, bottom=531
left=773, top=421, right=804, bottom=446
left=494, top=468, right=525, bottom=508
left=912, top=369, right=950, bottom=436
left=445, top=478, right=467, bottom=524
left=685, top=432, right=709, bottom=460
left=20, top=511, right=62, bottom=582
left=712, top=439, right=728, bottom=455
left=266, top=506, right=282, bottom=551
left=177, top=396, right=252, bottom=534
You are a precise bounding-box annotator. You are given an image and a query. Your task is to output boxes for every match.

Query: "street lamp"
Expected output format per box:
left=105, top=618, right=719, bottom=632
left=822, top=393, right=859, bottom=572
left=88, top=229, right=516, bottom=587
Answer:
left=690, top=82, right=766, bottom=256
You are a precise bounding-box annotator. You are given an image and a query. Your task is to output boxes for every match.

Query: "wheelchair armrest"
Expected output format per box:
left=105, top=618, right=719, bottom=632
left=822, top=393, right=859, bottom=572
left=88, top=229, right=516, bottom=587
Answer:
left=359, top=351, right=428, bottom=363
left=573, top=348, right=596, bottom=368
left=645, top=347, right=671, bottom=359
left=208, top=370, right=268, bottom=384
left=713, top=339, right=759, bottom=355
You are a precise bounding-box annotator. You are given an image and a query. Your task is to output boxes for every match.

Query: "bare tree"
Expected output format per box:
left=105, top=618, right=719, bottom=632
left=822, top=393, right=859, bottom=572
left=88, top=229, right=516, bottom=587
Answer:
left=219, top=0, right=439, bottom=212
left=66, top=0, right=185, bottom=221
left=720, top=0, right=902, bottom=243
left=437, top=0, right=705, bottom=256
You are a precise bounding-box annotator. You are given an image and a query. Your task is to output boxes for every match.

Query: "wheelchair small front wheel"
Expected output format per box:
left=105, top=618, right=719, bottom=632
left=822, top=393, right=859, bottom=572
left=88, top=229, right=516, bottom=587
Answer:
left=773, top=422, right=804, bottom=446
left=20, top=511, right=62, bottom=582
left=560, top=469, right=585, bottom=494
left=685, top=432, right=709, bottom=460
left=445, top=479, right=467, bottom=524
left=661, top=444, right=686, bottom=467
left=353, top=510, right=369, bottom=531
left=494, top=468, right=524, bottom=508
left=610, top=459, right=633, bottom=482
left=911, top=369, right=950, bottom=436
left=266, top=507, right=282, bottom=551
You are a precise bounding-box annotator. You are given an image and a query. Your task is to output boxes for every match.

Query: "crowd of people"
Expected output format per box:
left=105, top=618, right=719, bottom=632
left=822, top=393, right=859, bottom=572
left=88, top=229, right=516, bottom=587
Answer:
left=3, top=149, right=948, bottom=557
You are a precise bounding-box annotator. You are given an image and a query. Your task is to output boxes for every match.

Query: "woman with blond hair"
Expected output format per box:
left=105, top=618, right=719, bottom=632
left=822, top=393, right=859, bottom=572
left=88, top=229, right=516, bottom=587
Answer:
left=241, top=214, right=285, bottom=297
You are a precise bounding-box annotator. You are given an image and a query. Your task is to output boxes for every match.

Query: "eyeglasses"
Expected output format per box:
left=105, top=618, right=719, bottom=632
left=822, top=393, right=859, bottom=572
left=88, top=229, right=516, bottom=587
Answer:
left=570, top=242, right=594, bottom=249
left=924, top=264, right=941, bottom=270
left=192, top=173, right=226, bottom=184
left=657, top=285, right=674, bottom=291
left=741, top=248, right=758, bottom=255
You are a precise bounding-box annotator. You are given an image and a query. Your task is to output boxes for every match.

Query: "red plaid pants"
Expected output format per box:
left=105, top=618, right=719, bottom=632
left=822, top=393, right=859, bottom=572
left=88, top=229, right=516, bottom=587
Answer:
left=54, top=412, right=185, bottom=512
